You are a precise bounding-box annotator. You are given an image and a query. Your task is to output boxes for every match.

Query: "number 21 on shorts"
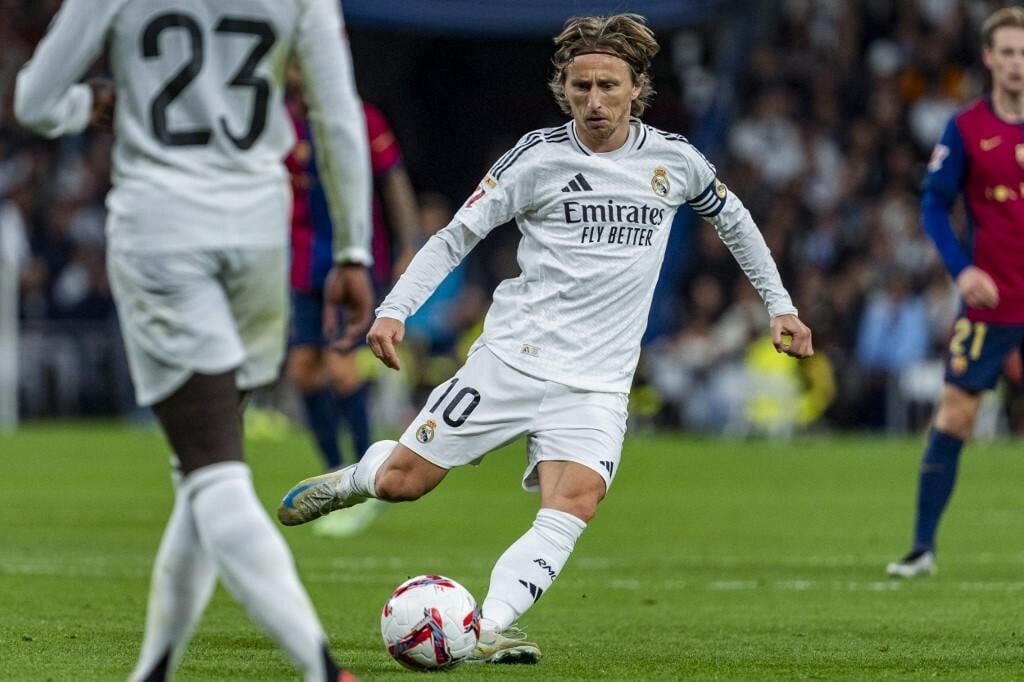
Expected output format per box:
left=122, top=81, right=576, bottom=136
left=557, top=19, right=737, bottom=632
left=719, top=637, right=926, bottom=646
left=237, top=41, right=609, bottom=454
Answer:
left=948, top=318, right=988, bottom=374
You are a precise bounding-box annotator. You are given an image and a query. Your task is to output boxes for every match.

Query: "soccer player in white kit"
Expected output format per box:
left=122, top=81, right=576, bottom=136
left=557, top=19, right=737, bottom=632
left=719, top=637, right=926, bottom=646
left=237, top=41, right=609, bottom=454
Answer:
left=15, top=1, right=372, bottom=680
left=279, top=14, right=814, bottom=663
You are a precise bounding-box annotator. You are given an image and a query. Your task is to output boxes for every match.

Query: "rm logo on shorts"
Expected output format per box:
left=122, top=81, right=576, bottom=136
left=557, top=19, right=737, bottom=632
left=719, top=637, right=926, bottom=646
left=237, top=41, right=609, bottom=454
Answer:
left=416, top=419, right=437, bottom=443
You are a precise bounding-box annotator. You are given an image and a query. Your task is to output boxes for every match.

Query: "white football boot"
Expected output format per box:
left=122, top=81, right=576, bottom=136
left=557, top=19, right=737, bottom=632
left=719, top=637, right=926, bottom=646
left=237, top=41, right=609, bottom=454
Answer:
left=277, top=464, right=366, bottom=526
left=886, top=550, right=937, bottom=578
left=466, top=625, right=541, bottom=664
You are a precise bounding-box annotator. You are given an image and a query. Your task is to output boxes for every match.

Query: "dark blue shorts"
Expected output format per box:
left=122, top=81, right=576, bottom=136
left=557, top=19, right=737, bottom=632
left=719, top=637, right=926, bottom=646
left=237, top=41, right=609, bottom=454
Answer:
left=289, top=289, right=325, bottom=348
left=289, top=289, right=369, bottom=350
left=943, top=318, right=1024, bottom=393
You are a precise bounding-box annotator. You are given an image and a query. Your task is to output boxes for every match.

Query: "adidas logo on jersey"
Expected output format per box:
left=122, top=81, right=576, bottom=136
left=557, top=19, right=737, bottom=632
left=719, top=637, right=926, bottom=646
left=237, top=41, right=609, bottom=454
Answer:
left=560, top=173, right=593, bottom=192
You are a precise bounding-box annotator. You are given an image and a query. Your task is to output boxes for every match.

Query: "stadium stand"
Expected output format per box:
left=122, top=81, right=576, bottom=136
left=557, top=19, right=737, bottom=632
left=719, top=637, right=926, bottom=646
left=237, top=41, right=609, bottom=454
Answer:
left=2, top=0, right=1021, bottom=434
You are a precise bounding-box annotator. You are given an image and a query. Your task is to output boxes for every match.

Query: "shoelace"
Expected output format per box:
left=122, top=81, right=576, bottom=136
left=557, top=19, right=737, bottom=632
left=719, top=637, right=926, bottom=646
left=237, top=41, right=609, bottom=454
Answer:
left=500, top=625, right=529, bottom=641
left=295, top=478, right=340, bottom=515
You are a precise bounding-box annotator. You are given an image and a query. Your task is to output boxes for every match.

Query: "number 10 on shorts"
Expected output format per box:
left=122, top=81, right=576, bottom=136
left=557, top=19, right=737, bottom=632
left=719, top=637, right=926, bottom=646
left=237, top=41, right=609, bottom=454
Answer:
left=429, top=379, right=481, bottom=428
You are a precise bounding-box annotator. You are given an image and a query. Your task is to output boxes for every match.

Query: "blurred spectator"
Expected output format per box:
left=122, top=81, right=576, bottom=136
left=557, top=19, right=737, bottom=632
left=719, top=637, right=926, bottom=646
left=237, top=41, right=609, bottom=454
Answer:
left=856, top=271, right=930, bottom=372
left=0, top=156, right=31, bottom=279
left=729, top=87, right=806, bottom=188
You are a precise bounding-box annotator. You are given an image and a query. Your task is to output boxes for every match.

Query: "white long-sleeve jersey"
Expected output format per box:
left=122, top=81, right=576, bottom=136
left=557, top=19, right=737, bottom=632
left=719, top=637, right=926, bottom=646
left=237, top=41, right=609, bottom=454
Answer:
left=378, top=119, right=797, bottom=394
left=15, top=0, right=371, bottom=263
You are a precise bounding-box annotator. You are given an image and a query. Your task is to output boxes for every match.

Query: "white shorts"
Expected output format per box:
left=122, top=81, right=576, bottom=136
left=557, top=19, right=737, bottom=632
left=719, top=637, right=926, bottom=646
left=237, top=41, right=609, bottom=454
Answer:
left=399, top=346, right=628, bottom=492
left=107, top=247, right=287, bottom=406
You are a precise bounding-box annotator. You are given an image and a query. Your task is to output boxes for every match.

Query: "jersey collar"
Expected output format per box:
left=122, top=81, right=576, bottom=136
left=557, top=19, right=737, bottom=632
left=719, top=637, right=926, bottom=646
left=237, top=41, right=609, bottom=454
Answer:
left=569, top=118, right=645, bottom=159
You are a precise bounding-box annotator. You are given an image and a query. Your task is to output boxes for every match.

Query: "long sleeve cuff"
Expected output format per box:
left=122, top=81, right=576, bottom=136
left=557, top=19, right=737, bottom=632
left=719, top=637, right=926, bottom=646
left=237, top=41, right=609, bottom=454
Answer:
left=16, top=82, right=92, bottom=138
left=333, top=246, right=373, bottom=266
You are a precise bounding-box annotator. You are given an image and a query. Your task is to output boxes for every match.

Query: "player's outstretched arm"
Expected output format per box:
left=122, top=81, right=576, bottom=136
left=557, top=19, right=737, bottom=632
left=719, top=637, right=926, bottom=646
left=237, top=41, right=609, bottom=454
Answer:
left=294, top=0, right=373, bottom=267
left=369, top=219, right=482, bottom=370
left=771, top=314, right=814, bottom=358
left=367, top=317, right=405, bottom=370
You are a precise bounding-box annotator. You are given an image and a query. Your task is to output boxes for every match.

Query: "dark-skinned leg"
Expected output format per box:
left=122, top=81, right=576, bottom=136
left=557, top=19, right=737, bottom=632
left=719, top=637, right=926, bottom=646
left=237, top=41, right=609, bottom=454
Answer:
left=141, top=372, right=340, bottom=681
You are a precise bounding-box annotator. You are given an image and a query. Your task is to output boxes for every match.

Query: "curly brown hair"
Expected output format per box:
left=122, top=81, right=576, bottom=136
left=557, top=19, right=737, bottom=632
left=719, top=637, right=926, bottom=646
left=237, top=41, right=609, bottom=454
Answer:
left=548, top=14, right=660, bottom=118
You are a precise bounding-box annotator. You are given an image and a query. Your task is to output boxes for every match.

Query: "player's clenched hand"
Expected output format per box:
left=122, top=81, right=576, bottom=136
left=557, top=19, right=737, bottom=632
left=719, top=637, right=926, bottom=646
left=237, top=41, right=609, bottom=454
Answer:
left=87, top=78, right=116, bottom=130
left=770, top=313, right=814, bottom=358
left=367, top=317, right=404, bottom=371
left=322, top=264, right=375, bottom=353
left=956, top=265, right=999, bottom=309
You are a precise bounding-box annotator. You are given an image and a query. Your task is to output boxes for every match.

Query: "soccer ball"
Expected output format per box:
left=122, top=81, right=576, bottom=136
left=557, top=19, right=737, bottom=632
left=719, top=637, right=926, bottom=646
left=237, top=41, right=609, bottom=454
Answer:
left=380, top=574, right=481, bottom=670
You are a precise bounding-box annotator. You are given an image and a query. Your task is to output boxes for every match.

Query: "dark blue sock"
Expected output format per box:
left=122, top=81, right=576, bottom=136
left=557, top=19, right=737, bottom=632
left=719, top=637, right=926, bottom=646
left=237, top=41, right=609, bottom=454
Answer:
left=912, top=428, right=964, bottom=553
left=338, top=384, right=371, bottom=462
left=301, top=388, right=341, bottom=470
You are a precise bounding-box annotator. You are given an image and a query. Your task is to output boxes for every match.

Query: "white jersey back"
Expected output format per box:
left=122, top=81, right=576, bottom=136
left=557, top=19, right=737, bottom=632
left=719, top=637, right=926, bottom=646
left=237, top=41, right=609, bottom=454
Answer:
left=15, top=0, right=371, bottom=258
left=453, top=119, right=787, bottom=393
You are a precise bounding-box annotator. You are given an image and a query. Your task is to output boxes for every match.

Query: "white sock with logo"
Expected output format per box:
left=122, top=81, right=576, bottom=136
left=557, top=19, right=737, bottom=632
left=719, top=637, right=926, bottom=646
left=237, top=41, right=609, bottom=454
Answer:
left=186, top=461, right=329, bottom=682
left=480, top=508, right=586, bottom=633
left=350, top=439, right=398, bottom=497
left=130, top=468, right=217, bottom=681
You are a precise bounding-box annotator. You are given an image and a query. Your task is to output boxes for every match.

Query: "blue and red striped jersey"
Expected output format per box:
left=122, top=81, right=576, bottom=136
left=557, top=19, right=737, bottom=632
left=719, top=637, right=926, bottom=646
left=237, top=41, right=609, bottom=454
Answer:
left=288, top=101, right=403, bottom=293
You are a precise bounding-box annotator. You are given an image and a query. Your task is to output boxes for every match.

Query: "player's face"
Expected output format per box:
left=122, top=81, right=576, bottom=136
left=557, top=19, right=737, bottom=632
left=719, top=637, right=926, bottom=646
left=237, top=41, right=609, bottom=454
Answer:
left=984, top=27, right=1024, bottom=96
left=564, top=53, right=641, bottom=152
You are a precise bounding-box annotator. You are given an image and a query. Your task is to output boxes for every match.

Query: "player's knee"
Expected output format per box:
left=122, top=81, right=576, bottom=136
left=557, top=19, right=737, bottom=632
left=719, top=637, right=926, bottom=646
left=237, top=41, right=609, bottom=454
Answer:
left=549, top=495, right=601, bottom=523
left=286, top=350, right=322, bottom=392
left=569, top=500, right=600, bottom=523
left=934, top=409, right=974, bottom=439
left=329, top=373, right=364, bottom=396
left=327, top=352, right=363, bottom=394
left=291, top=373, right=320, bottom=393
left=934, top=390, right=980, bottom=439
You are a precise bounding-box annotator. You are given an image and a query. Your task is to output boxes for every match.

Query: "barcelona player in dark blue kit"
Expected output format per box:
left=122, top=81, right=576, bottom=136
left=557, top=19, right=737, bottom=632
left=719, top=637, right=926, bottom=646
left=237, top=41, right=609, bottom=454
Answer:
left=888, top=7, right=1024, bottom=577
left=286, top=86, right=418, bottom=536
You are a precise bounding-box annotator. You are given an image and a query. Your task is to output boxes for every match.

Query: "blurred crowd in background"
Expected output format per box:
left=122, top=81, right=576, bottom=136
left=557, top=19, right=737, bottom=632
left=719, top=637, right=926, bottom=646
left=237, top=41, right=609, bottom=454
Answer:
left=2, top=0, right=1022, bottom=435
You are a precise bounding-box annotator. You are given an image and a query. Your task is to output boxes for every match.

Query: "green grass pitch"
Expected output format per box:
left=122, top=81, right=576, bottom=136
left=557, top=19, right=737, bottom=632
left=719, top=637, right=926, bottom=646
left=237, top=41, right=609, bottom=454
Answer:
left=2, top=424, right=1022, bottom=680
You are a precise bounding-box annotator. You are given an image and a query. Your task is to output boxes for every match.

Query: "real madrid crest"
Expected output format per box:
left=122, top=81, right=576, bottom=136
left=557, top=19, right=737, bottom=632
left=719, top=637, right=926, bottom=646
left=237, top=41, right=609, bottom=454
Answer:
left=1015, top=143, right=1024, bottom=168
left=415, top=419, right=436, bottom=443
left=651, top=167, right=670, bottom=197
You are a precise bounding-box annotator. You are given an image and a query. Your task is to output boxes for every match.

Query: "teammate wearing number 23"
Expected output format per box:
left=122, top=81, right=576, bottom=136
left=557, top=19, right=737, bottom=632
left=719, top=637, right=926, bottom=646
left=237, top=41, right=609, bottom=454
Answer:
left=278, top=14, right=812, bottom=664
left=16, top=1, right=371, bottom=680
left=886, top=7, right=1024, bottom=579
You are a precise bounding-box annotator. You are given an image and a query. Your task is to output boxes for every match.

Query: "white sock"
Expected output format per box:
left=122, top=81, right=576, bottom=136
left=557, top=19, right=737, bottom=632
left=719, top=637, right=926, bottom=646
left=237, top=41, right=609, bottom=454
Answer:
left=481, top=508, right=586, bottom=632
left=351, top=439, right=397, bottom=497
left=130, top=476, right=217, bottom=681
left=186, top=462, right=329, bottom=682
